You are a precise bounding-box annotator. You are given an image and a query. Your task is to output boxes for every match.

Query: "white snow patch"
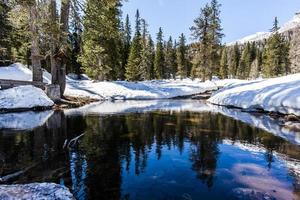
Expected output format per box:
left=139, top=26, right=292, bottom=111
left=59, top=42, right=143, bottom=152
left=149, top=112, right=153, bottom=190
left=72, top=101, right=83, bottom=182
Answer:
left=0, top=63, right=51, bottom=84
left=0, top=85, right=54, bottom=110
left=65, top=78, right=220, bottom=100
left=1, top=63, right=242, bottom=100
left=208, top=73, right=300, bottom=116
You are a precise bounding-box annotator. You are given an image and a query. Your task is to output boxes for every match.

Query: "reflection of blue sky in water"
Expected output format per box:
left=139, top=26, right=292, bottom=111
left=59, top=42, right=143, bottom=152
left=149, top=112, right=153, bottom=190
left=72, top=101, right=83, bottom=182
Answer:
left=121, top=141, right=298, bottom=200
left=69, top=151, right=88, bottom=200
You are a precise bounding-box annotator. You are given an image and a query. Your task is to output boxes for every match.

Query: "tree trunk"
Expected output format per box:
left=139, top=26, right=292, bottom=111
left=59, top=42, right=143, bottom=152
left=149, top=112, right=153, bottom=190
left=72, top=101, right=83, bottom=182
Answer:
left=29, top=4, right=42, bottom=82
left=49, top=0, right=70, bottom=97
left=57, top=0, right=70, bottom=96
left=49, top=0, right=58, bottom=86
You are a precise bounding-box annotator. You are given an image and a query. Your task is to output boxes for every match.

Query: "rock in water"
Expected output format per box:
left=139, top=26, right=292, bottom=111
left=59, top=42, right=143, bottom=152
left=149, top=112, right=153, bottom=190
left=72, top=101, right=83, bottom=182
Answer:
left=0, top=183, right=74, bottom=200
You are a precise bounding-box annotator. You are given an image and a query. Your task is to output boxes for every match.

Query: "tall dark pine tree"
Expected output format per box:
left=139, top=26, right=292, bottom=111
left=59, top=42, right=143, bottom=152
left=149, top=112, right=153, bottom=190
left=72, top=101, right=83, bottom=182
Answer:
left=125, top=10, right=143, bottom=81
left=190, top=0, right=223, bottom=81
left=69, top=0, right=83, bottom=78
left=270, top=17, right=279, bottom=32
left=176, top=33, right=188, bottom=79
left=154, top=27, right=165, bottom=79
left=209, top=0, right=224, bottom=79
left=121, top=14, right=131, bottom=80
left=80, top=0, right=122, bottom=81
left=263, top=17, right=290, bottom=77
left=0, top=1, right=12, bottom=65
left=238, top=42, right=252, bottom=79
left=165, top=36, right=177, bottom=78
left=219, top=47, right=228, bottom=78
left=228, top=43, right=240, bottom=78
left=190, top=4, right=211, bottom=80
left=140, top=18, right=152, bottom=80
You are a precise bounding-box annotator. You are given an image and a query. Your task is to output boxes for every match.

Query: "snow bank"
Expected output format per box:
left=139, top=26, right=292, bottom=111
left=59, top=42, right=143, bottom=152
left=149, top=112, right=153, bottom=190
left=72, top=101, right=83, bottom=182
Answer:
left=1, top=63, right=242, bottom=100
left=0, top=110, right=53, bottom=130
left=0, top=85, right=54, bottom=110
left=65, top=79, right=220, bottom=100
left=208, top=73, right=300, bottom=116
left=0, top=63, right=51, bottom=84
left=0, top=183, right=74, bottom=200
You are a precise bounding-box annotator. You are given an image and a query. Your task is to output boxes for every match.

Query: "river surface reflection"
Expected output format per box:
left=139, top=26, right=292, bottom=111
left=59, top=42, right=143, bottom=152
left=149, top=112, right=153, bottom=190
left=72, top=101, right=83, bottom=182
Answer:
left=0, top=100, right=299, bottom=200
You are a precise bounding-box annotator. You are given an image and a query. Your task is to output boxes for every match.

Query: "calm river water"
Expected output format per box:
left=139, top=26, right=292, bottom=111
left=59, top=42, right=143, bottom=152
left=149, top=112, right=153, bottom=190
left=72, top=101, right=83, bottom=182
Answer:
left=0, top=100, right=299, bottom=200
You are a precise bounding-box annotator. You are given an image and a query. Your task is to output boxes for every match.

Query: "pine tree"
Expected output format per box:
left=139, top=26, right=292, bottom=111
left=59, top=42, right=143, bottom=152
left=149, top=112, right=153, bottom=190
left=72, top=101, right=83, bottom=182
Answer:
left=190, top=0, right=223, bottom=81
left=219, top=47, right=228, bottom=79
left=209, top=0, right=224, bottom=79
left=125, top=9, right=143, bottom=81
left=0, top=1, right=13, bottom=65
left=69, top=0, right=83, bottom=78
left=270, top=17, right=279, bottom=32
left=140, top=19, right=155, bottom=80
left=176, top=33, right=188, bottom=79
left=263, top=18, right=290, bottom=77
left=190, top=4, right=211, bottom=80
left=80, top=0, right=122, bottom=81
left=263, top=33, right=290, bottom=77
left=120, top=14, right=131, bottom=80
left=165, top=36, right=177, bottom=79
left=154, top=27, right=165, bottom=79
left=228, top=43, right=240, bottom=78
left=238, top=42, right=252, bottom=79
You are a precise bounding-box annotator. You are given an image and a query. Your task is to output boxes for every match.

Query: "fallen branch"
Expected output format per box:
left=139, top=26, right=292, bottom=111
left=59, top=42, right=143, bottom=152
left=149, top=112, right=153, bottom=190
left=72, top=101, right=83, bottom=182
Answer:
left=67, top=133, right=85, bottom=149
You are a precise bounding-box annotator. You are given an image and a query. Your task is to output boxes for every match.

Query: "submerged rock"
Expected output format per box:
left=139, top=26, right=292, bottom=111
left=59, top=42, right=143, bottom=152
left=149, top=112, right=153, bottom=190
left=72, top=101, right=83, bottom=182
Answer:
left=0, top=183, right=74, bottom=200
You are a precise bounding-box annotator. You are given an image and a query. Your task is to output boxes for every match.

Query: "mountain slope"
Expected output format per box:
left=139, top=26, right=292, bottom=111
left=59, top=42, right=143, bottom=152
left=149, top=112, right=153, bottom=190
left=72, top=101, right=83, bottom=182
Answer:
left=228, top=12, right=300, bottom=45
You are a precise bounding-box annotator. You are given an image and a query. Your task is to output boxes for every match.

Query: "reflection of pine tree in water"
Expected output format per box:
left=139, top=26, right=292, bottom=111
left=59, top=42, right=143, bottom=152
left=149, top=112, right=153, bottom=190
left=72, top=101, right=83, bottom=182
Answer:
left=188, top=113, right=220, bottom=188
left=81, top=116, right=125, bottom=200
left=69, top=151, right=88, bottom=200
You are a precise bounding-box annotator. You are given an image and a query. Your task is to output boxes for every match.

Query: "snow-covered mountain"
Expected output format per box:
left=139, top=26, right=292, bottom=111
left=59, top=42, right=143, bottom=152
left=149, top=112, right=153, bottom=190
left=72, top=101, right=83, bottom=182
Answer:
left=228, top=11, right=300, bottom=45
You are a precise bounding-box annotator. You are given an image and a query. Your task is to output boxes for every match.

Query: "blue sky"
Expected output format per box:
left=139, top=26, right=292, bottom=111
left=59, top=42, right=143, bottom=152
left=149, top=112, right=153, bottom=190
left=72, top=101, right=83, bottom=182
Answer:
left=122, top=0, right=300, bottom=43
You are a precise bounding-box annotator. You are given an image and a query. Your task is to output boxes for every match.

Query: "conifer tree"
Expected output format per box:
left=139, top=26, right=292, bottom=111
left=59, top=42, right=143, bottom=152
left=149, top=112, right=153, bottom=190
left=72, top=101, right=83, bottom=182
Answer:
left=120, top=14, right=131, bottom=79
left=154, top=27, right=165, bottom=79
left=219, top=48, right=228, bottom=78
left=125, top=10, right=143, bottom=81
left=270, top=17, right=279, bottom=32
left=209, top=0, right=224, bottom=79
left=80, top=0, right=122, bottom=81
left=0, top=1, right=13, bottom=65
left=238, top=42, right=252, bottom=79
left=165, top=36, right=177, bottom=78
left=69, top=0, right=83, bottom=78
left=176, top=33, right=188, bottom=79
left=140, top=19, right=155, bottom=80
left=228, top=43, right=240, bottom=77
left=263, top=17, right=290, bottom=77
left=190, top=0, right=223, bottom=80
left=190, top=4, right=211, bottom=80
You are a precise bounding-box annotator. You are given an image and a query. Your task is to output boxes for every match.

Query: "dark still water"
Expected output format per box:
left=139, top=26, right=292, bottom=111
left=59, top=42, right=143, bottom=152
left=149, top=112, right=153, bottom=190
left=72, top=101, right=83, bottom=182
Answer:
left=0, top=101, right=300, bottom=200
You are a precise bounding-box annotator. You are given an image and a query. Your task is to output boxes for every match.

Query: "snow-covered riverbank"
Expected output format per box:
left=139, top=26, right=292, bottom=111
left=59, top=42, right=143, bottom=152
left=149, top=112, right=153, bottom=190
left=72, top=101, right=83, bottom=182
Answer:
left=208, top=74, right=300, bottom=116
left=0, top=63, right=239, bottom=106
